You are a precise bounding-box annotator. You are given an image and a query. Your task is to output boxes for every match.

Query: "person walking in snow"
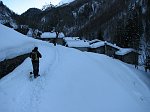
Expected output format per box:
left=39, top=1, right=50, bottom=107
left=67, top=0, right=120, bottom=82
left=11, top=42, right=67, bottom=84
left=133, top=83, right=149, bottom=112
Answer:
left=30, top=47, right=42, bottom=78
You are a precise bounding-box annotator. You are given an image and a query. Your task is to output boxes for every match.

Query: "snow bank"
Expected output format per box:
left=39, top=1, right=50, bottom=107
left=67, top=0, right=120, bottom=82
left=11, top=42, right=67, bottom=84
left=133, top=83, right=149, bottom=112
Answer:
left=0, top=24, right=44, bottom=61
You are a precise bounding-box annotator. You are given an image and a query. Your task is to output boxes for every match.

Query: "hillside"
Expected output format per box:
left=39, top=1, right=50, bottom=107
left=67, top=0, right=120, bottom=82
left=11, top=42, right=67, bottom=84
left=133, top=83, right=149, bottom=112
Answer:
left=16, top=0, right=149, bottom=38
left=0, top=24, right=150, bottom=112
left=0, top=1, right=18, bottom=28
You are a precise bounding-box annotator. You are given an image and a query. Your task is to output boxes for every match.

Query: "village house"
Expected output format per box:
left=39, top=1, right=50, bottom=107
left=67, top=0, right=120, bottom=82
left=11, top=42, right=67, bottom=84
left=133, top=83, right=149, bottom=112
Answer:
left=58, top=37, right=140, bottom=67
left=27, top=28, right=42, bottom=38
left=38, top=32, right=65, bottom=45
left=89, top=40, right=120, bottom=57
left=64, top=37, right=90, bottom=52
left=88, top=39, right=139, bottom=67
left=115, top=48, right=140, bottom=67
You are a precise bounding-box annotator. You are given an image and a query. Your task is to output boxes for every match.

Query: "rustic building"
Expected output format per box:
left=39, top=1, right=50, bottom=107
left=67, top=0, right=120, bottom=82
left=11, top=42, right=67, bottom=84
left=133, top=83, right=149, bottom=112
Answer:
left=37, top=32, right=65, bottom=45
left=65, top=38, right=90, bottom=52
left=89, top=40, right=120, bottom=57
left=115, top=48, right=140, bottom=67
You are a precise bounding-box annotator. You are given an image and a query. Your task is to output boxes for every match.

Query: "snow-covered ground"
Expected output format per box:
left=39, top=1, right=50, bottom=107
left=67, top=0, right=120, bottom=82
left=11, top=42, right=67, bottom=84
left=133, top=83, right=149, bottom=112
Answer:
left=0, top=24, right=150, bottom=112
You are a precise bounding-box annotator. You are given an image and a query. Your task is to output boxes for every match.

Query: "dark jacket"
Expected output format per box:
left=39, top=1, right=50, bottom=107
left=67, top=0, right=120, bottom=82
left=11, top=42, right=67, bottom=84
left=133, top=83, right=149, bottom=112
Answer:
left=30, top=49, right=42, bottom=62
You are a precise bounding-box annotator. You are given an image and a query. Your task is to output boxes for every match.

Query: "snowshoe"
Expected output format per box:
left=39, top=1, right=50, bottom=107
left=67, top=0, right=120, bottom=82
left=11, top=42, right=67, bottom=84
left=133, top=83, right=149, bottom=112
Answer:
left=29, top=72, right=34, bottom=81
left=34, top=74, right=40, bottom=78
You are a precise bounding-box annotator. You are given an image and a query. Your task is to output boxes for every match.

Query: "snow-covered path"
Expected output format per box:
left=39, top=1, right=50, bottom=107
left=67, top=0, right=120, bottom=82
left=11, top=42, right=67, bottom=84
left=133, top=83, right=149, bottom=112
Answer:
left=0, top=43, right=56, bottom=112
left=0, top=45, right=150, bottom=112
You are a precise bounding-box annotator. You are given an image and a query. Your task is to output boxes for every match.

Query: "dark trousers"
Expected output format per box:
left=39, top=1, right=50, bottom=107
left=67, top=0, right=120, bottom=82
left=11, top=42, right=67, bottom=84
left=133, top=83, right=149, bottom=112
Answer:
left=32, top=61, right=39, bottom=77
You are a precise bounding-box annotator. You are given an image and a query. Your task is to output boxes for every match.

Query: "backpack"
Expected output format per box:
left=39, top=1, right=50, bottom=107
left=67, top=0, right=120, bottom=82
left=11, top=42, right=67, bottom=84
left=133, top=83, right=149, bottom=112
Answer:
left=31, top=51, right=38, bottom=61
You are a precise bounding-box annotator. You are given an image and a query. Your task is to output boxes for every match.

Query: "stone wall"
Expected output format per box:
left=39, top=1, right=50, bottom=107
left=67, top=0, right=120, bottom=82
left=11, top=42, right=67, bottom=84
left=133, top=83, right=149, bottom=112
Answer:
left=0, top=53, right=30, bottom=79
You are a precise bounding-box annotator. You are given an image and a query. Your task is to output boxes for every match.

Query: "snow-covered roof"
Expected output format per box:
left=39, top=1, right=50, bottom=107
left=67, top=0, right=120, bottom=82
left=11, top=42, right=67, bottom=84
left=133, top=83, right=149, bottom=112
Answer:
left=88, top=39, right=101, bottom=44
left=64, top=37, right=80, bottom=41
left=66, top=40, right=90, bottom=47
left=89, top=39, right=140, bottom=56
left=41, top=32, right=65, bottom=38
left=89, top=40, right=120, bottom=50
left=116, top=48, right=138, bottom=56
left=106, top=42, right=121, bottom=50
left=90, top=41, right=105, bottom=48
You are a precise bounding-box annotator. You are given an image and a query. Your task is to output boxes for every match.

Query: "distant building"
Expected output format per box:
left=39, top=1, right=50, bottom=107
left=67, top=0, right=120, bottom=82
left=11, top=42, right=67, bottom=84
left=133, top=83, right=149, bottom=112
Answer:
left=38, top=32, right=65, bottom=45
left=89, top=40, right=120, bottom=57
left=89, top=39, right=140, bottom=67
left=27, top=28, right=42, bottom=38
left=115, top=48, right=140, bottom=66
left=65, top=38, right=90, bottom=52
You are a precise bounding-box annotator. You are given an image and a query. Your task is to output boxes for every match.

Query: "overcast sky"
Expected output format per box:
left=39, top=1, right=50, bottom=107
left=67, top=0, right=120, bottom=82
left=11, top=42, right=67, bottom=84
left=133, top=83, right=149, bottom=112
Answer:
left=1, top=0, right=61, bottom=14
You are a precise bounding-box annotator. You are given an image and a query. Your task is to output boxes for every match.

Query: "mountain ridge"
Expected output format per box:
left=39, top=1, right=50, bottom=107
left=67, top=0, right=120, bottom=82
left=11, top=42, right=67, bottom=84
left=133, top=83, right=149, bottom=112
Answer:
left=0, top=1, right=18, bottom=28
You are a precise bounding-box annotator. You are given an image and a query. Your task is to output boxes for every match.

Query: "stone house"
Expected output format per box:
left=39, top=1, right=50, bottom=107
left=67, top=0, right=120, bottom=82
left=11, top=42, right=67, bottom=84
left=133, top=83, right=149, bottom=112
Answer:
left=115, top=48, right=140, bottom=66
left=65, top=38, right=90, bottom=52
left=38, top=32, right=65, bottom=45
left=89, top=39, right=139, bottom=66
left=89, top=40, right=120, bottom=57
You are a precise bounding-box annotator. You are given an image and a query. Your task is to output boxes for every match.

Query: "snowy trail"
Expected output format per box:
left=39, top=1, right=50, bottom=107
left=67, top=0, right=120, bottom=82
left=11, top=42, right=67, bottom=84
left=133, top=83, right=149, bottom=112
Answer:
left=25, top=45, right=64, bottom=112
left=0, top=43, right=57, bottom=112
left=18, top=44, right=61, bottom=112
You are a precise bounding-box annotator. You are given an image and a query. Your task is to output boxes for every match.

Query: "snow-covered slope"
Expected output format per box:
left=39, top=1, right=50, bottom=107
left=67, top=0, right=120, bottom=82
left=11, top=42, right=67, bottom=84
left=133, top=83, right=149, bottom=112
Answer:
left=0, top=1, right=17, bottom=28
left=0, top=24, right=45, bottom=61
left=0, top=24, right=150, bottom=112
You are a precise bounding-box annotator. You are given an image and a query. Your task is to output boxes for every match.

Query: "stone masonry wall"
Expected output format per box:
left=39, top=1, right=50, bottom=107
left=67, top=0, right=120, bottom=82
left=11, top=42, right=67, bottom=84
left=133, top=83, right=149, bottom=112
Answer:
left=0, top=53, right=30, bottom=79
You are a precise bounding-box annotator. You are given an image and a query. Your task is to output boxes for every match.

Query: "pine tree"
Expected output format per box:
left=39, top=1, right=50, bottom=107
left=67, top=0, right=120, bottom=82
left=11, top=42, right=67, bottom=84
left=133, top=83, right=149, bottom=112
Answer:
left=114, top=20, right=127, bottom=48
left=125, top=10, right=141, bottom=50
left=97, top=29, right=104, bottom=41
